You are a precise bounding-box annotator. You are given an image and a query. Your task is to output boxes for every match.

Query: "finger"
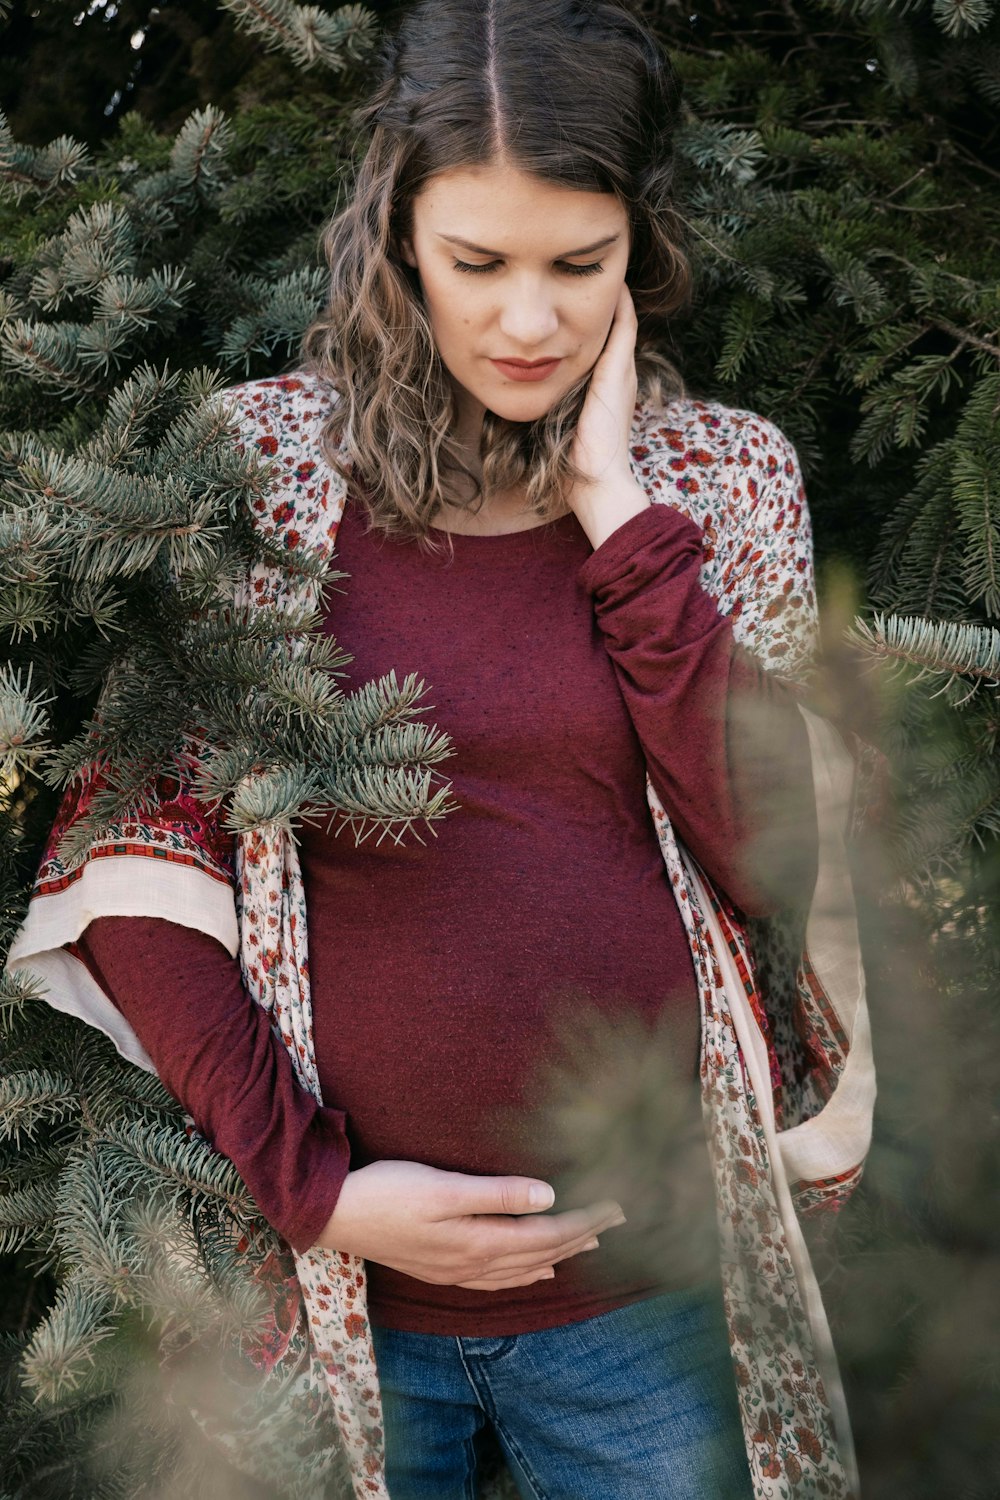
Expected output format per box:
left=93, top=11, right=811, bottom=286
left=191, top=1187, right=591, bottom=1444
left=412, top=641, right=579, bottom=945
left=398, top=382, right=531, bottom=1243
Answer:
left=612, top=281, right=637, bottom=330
left=473, top=1201, right=626, bottom=1257
left=593, top=286, right=638, bottom=387
left=490, top=1233, right=602, bottom=1276
left=450, top=1230, right=602, bottom=1288
left=452, top=1215, right=619, bottom=1286
left=520, top=1201, right=625, bottom=1248
left=435, top=1174, right=556, bottom=1219
left=489, top=1223, right=607, bottom=1270
left=457, top=1266, right=557, bottom=1291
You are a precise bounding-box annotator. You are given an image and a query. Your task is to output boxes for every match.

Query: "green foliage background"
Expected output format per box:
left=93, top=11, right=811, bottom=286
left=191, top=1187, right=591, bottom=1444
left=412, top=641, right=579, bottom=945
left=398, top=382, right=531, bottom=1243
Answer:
left=1, top=0, right=998, bottom=1494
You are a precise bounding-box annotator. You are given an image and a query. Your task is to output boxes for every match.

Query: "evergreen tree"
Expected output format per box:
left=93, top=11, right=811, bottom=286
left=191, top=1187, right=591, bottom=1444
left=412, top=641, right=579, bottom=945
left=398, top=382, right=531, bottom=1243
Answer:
left=1, top=0, right=998, bottom=1494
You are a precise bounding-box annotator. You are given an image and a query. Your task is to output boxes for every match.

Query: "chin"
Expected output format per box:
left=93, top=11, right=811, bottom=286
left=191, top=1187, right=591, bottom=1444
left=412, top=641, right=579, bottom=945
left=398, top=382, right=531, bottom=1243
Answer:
left=489, top=397, right=554, bottom=419
left=486, top=383, right=574, bottom=421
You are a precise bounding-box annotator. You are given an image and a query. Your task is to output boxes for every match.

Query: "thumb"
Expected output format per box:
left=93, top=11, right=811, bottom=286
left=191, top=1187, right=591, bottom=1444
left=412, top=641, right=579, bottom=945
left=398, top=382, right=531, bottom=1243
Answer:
left=450, top=1174, right=556, bottom=1217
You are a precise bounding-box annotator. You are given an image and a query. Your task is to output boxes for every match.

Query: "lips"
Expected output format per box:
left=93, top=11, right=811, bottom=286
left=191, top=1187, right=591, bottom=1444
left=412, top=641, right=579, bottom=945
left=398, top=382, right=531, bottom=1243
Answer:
left=490, top=358, right=562, bottom=382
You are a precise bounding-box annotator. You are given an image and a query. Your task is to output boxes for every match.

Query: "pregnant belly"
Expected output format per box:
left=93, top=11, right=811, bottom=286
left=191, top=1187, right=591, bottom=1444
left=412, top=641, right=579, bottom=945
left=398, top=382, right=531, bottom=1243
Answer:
left=304, top=819, right=703, bottom=1189
left=314, top=957, right=703, bottom=1217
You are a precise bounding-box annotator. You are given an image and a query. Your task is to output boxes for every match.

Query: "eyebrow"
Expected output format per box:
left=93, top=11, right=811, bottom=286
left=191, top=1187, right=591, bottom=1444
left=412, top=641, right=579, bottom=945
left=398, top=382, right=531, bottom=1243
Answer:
left=437, top=232, right=622, bottom=258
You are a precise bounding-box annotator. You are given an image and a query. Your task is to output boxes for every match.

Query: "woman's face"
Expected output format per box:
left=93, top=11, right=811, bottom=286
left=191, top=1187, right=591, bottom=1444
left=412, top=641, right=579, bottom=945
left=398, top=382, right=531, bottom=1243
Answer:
left=398, top=161, right=631, bottom=450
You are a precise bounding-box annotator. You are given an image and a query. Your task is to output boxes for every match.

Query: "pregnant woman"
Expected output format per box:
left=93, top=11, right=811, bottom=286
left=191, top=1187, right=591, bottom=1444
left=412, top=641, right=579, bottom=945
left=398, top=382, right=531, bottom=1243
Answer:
left=8, top=2, right=874, bottom=1496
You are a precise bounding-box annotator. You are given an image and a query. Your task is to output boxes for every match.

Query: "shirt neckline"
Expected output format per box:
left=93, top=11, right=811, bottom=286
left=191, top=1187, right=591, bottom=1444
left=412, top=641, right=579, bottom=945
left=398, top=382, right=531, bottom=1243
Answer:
left=425, top=509, right=582, bottom=541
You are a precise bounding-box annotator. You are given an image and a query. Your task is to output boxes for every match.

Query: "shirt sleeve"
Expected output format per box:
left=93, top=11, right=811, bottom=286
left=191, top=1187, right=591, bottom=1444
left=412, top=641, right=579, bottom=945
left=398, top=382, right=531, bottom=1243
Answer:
left=577, top=502, right=818, bottom=917
left=72, top=915, right=351, bottom=1254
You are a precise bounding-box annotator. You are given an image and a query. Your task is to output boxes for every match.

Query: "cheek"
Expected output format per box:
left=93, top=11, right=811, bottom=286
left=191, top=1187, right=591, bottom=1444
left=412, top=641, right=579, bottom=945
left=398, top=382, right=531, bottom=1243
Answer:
left=574, top=281, right=620, bottom=330
left=431, top=288, right=477, bottom=340
left=422, top=290, right=479, bottom=367
left=581, top=304, right=615, bottom=351
left=422, top=288, right=455, bottom=338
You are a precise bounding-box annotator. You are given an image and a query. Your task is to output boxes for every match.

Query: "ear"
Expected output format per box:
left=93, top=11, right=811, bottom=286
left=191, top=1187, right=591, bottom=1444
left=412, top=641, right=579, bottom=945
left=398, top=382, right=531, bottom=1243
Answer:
left=398, top=236, right=417, bottom=269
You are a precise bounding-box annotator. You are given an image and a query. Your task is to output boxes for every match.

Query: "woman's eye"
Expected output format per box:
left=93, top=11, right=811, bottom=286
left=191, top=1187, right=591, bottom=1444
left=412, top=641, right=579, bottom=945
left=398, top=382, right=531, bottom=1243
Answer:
left=451, top=259, right=605, bottom=278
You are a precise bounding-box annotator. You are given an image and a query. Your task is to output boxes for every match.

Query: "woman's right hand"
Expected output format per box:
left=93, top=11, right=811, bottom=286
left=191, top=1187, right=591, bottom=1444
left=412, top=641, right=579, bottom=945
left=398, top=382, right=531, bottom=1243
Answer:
left=316, top=1159, right=626, bottom=1290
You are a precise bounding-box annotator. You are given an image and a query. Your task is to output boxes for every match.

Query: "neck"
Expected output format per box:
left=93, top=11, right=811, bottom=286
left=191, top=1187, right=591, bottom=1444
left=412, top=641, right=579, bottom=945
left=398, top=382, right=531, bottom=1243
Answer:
left=436, top=388, right=571, bottom=535
left=430, top=483, right=546, bottom=535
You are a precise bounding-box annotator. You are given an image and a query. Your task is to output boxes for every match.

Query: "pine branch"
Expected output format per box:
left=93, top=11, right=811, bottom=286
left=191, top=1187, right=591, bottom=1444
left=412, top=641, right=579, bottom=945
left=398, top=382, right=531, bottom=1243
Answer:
left=122, top=1197, right=268, bottom=1338
left=215, top=268, right=329, bottom=371
left=678, top=121, right=768, bottom=185
left=951, top=370, right=1000, bottom=616
left=932, top=0, right=996, bottom=36
left=0, top=663, right=55, bottom=784
left=893, top=759, right=1000, bottom=872
left=213, top=0, right=378, bottom=73
left=0, top=110, right=91, bottom=205
left=955, top=446, right=1000, bottom=616
left=0, top=1179, right=62, bottom=1256
left=307, top=764, right=459, bottom=849
left=847, top=612, right=1000, bottom=693
left=0, top=1136, right=70, bottom=1193
left=77, top=363, right=186, bottom=469
left=19, top=1271, right=120, bottom=1407
left=224, top=761, right=322, bottom=834
left=91, top=1119, right=259, bottom=1221
left=168, top=106, right=234, bottom=195
left=0, top=321, right=95, bottom=395
left=930, top=316, right=1000, bottom=362
left=0, top=1070, right=81, bottom=1146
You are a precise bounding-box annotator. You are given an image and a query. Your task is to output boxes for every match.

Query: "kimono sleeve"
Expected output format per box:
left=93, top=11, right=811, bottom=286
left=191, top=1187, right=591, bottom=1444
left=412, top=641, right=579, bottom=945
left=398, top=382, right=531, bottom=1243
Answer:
left=699, top=410, right=820, bottom=679
left=5, top=741, right=240, bottom=1073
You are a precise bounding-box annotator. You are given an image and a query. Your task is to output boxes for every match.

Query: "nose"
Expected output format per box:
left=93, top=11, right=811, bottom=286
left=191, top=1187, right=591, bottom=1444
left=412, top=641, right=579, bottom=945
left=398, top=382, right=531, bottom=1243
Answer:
left=496, top=280, right=560, bottom=351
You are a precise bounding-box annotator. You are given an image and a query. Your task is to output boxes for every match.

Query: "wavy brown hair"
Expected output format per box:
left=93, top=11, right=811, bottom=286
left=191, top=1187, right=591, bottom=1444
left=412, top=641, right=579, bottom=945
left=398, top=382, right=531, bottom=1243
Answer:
left=297, top=0, right=693, bottom=554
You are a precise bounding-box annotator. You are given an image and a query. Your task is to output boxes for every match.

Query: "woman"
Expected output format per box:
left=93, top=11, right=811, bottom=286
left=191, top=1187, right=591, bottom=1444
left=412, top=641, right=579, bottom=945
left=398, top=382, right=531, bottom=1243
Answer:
left=8, top=2, right=874, bottom=1496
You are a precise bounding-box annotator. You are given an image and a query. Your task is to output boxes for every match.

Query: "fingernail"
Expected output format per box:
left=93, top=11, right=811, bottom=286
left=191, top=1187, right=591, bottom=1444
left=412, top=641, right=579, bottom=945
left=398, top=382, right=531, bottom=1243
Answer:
left=609, top=1214, right=627, bottom=1228
left=529, top=1184, right=555, bottom=1208
left=583, top=1239, right=600, bottom=1252
left=538, top=1269, right=555, bottom=1279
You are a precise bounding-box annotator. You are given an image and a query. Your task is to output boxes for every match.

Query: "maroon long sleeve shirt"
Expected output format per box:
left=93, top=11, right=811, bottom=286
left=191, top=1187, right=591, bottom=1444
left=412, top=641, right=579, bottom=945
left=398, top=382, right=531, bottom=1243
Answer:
left=77, top=498, right=818, bottom=1335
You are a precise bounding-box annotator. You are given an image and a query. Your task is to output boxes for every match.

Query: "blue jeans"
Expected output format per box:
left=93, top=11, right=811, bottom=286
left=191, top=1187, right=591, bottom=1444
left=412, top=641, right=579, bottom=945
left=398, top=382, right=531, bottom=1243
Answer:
left=369, top=1280, right=753, bottom=1499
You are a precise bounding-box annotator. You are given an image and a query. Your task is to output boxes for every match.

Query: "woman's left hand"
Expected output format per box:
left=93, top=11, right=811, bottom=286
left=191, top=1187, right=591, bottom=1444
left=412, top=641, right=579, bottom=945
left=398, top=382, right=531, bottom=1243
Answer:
left=566, top=282, right=650, bottom=549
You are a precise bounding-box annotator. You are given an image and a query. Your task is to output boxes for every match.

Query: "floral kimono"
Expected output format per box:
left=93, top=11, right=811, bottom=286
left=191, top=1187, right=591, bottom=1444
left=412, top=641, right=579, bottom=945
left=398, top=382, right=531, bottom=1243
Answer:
left=7, top=371, right=876, bottom=1499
